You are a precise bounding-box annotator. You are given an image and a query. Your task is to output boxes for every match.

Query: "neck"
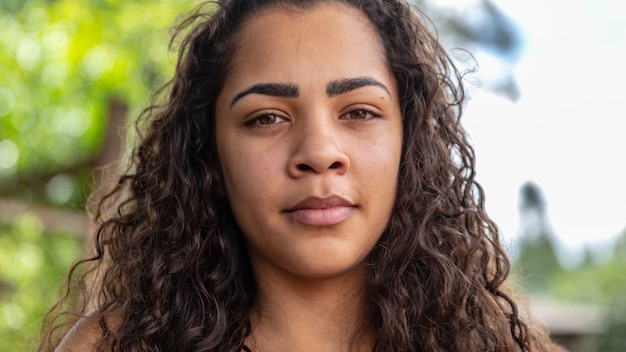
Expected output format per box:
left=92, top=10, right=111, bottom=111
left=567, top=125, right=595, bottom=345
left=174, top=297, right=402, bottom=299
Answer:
left=247, top=266, right=373, bottom=352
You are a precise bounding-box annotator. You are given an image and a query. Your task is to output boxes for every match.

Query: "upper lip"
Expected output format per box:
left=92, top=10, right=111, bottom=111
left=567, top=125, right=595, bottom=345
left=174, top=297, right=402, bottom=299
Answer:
left=285, top=195, right=354, bottom=212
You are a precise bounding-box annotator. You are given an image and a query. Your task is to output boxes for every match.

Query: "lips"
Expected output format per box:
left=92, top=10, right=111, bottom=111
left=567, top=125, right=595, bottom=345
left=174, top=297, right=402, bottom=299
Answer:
left=284, top=195, right=356, bottom=226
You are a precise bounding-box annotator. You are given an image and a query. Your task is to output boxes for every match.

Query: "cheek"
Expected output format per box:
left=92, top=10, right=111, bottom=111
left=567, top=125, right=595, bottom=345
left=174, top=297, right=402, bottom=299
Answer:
left=218, top=141, right=285, bottom=243
left=368, top=128, right=403, bottom=205
left=358, top=129, right=402, bottom=180
left=218, top=138, right=279, bottom=208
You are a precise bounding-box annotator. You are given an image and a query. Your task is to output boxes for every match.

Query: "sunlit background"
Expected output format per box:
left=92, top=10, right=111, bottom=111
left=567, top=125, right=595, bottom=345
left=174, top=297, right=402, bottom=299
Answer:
left=437, top=0, right=626, bottom=264
left=1, top=0, right=624, bottom=351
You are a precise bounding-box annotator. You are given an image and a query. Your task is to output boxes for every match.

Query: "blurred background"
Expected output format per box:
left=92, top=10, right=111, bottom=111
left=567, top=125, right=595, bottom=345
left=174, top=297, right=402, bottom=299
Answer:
left=0, top=0, right=624, bottom=351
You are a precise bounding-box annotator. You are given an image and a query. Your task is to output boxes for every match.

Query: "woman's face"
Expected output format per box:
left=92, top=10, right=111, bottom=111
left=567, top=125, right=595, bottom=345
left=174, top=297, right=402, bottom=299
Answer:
left=215, top=2, right=403, bottom=280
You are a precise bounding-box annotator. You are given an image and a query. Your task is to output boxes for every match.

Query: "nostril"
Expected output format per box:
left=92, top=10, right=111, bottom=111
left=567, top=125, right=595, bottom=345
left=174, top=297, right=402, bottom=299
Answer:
left=297, top=164, right=312, bottom=171
left=329, top=162, right=341, bottom=169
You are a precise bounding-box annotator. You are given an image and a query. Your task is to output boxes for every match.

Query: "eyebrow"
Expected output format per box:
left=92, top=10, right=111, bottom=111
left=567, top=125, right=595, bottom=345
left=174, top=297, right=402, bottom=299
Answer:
left=230, top=83, right=299, bottom=108
left=229, top=76, right=392, bottom=108
left=326, top=77, right=392, bottom=100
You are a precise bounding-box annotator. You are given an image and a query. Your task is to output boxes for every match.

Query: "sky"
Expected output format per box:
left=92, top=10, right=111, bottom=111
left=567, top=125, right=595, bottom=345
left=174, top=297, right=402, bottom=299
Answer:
left=428, top=0, right=626, bottom=261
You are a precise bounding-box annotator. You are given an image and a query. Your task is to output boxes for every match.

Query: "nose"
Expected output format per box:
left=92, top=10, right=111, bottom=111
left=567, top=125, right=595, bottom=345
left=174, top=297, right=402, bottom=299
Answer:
left=287, top=118, right=350, bottom=178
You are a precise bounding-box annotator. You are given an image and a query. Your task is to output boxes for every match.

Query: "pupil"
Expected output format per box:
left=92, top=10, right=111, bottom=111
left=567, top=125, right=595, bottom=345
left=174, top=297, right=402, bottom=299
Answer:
left=260, top=114, right=276, bottom=124
left=353, top=110, right=366, bottom=119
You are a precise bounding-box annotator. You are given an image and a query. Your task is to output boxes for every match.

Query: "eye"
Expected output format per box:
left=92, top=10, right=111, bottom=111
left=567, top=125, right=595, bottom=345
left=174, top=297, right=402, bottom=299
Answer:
left=246, top=112, right=287, bottom=126
left=341, top=107, right=381, bottom=121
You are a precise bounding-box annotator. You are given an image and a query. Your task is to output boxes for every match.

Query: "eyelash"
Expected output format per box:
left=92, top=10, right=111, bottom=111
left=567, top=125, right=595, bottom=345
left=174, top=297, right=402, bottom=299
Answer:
left=245, top=111, right=288, bottom=127
left=244, top=106, right=382, bottom=127
left=341, top=106, right=382, bottom=120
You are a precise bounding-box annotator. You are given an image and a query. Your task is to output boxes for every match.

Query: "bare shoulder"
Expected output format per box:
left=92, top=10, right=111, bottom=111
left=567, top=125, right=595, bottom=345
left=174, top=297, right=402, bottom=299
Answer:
left=55, top=315, right=115, bottom=352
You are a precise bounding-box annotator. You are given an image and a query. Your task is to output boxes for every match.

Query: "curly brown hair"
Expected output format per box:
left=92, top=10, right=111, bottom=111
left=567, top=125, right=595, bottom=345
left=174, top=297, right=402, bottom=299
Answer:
left=39, top=0, right=562, bottom=351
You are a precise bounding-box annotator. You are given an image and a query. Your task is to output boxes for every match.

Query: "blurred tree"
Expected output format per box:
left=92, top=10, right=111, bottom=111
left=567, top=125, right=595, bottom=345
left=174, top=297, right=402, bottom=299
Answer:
left=513, top=181, right=626, bottom=351
left=594, top=246, right=626, bottom=352
left=0, top=217, right=82, bottom=351
left=418, top=0, right=522, bottom=59
left=0, top=1, right=197, bottom=349
left=548, top=228, right=626, bottom=351
left=414, top=0, right=523, bottom=99
left=514, top=181, right=563, bottom=293
left=0, top=0, right=197, bottom=210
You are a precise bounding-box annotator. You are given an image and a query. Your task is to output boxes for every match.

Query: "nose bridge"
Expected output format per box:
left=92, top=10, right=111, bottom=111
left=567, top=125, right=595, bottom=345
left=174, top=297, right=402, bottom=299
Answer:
left=301, top=113, right=336, bottom=150
left=288, top=110, right=348, bottom=175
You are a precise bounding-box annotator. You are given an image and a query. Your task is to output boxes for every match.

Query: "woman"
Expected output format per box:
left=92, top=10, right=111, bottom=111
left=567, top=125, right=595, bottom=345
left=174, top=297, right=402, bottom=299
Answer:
left=40, top=0, right=563, bottom=351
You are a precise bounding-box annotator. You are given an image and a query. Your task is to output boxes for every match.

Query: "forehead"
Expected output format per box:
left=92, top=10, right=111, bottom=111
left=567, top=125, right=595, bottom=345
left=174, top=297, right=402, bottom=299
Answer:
left=222, top=2, right=392, bottom=90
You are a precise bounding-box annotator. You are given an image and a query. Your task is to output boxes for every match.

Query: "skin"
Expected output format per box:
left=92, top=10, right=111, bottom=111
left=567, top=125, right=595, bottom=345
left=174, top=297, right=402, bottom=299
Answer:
left=215, top=2, right=403, bottom=351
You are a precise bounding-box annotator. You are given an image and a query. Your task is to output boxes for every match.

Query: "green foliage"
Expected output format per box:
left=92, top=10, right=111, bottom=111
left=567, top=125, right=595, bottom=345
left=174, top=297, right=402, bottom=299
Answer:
left=513, top=233, right=563, bottom=293
left=548, top=252, right=626, bottom=305
left=0, top=0, right=199, bottom=349
left=0, top=0, right=198, bottom=206
left=559, top=251, right=626, bottom=350
left=513, top=182, right=564, bottom=293
left=514, top=228, right=626, bottom=351
left=597, top=302, right=626, bottom=352
left=513, top=182, right=626, bottom=350
left=0, top=217, right=82, bottom=352
left=551, top=236, right=626, bottom=351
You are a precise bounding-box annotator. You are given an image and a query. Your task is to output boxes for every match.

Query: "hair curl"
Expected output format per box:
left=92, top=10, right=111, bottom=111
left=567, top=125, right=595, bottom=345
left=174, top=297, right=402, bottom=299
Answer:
left=39, top=0, right=562, bottom=351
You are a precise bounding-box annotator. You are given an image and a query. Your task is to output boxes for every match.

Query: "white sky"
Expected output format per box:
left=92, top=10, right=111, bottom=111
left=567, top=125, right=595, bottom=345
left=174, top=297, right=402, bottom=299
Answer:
left=428, top=0, right=626, bottom=259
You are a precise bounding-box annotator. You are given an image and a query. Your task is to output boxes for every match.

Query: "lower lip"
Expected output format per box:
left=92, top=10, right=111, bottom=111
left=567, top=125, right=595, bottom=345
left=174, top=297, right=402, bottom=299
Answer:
left=287, top=206, right=355, bottom=226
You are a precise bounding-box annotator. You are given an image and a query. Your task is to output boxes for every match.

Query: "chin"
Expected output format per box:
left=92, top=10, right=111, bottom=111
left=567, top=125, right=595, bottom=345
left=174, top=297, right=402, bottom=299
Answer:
left=288, top=255, right=368, bottom=281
